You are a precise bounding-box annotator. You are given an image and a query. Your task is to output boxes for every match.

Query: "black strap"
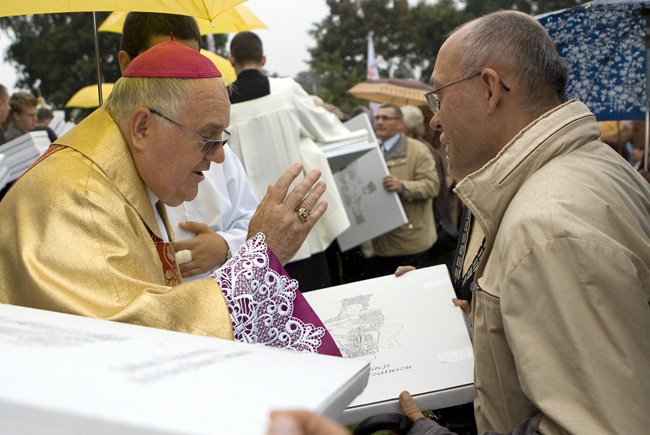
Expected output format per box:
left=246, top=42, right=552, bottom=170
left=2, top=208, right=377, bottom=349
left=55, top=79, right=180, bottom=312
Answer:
left=452, top=206, right=486, bottom=301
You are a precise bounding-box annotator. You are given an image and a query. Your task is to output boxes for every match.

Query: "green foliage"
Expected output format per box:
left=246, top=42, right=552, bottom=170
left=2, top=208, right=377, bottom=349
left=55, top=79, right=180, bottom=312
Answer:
left=463, top=0, right=588, bottom=16
left=1, top=13, right=122, bottom=109
left=408, top=0, right=466, bottom=82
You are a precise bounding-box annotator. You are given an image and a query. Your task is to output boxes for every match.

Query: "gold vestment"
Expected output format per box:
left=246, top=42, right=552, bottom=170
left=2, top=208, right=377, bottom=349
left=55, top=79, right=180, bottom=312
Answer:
left=0, top=109, right=233, bottom=339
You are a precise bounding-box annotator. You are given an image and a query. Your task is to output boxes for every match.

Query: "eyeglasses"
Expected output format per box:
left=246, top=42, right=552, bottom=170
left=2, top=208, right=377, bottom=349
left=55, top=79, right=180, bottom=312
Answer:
left=148, top=108, right=230, bottom=154
left=374, top=115, right=402, bottom=122
left=425, top=72, right=511, bottom=114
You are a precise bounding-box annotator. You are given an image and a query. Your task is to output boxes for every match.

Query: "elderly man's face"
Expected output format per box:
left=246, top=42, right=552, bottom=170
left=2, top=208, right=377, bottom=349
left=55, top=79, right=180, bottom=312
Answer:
left=137, top=78, right=230, bottom=207
left=373, top=107, right=403, bottom=142
left=429, top=26, right=501, bottom=181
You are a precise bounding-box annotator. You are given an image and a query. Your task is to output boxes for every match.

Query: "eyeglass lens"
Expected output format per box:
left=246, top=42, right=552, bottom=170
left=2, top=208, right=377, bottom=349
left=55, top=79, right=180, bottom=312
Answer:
left=425, top=93, right=440, bottom=114
left=201, top=131, right=231, bottom=154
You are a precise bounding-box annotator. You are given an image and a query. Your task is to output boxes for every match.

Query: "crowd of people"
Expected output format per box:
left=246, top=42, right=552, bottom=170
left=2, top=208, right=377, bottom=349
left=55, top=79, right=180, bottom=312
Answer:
left=1, top=8, right=649, bottom=435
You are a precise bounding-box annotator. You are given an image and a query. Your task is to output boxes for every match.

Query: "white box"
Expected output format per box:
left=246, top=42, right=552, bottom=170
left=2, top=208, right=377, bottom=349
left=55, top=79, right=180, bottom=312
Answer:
left=0, top=304, right=370, bottom=434
left=304, top=265, right=474, bottom=425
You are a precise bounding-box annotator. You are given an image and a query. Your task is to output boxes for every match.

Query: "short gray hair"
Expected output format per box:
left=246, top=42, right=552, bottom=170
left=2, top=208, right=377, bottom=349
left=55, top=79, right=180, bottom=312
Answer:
left=456, top=11, right=568, bottom=113
left=103, top=77, right=192, bottom=125
left=401, top=105, right=425, bottom=137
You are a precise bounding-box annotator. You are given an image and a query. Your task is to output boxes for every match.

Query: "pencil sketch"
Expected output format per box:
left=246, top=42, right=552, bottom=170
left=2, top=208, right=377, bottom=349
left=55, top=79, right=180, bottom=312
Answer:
left=324, top=294, right=403, bottom=360
left=335, top=161, right=378, bottom=225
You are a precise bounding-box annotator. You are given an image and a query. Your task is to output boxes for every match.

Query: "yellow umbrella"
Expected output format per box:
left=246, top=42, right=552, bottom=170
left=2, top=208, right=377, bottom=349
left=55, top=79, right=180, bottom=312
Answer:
left=0, top=0, right=247, bottom=22
left=98, top=4, right=266, bottom=35
left=65, top=83, right=114, bottom=108
left=200, top=49, right=237, bottom=85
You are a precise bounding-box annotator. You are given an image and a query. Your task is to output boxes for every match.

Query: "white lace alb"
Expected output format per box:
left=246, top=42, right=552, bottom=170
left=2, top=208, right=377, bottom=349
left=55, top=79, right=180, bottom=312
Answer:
left=214, top=233, right=326, bottom=353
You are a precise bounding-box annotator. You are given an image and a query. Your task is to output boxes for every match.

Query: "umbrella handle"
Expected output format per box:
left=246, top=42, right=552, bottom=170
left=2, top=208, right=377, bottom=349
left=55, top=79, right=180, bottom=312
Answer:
left=92, top=12, right=104, bottom=106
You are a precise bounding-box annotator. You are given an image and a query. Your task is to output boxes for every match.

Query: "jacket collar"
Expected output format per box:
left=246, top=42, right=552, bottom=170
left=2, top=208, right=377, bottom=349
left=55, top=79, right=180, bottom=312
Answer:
left=385, top=133, right=408, bottom=159
left=455, top=99, right=600, bottom=246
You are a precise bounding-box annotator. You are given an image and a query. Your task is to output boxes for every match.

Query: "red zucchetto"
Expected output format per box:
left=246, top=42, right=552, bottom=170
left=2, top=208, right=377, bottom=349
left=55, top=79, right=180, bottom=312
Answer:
left=123, top=40, right=222, bottom=79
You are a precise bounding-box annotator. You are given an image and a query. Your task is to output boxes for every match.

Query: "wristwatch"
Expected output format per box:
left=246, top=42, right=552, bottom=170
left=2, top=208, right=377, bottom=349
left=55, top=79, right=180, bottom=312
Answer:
left=224, top=247, right=232, bottom=263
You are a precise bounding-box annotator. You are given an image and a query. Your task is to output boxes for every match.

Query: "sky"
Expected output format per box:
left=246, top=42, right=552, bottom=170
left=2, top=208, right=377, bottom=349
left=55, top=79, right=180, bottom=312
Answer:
left=242, top=0, right=330, bottom=78
left=0, top=0, right=332, bottom=94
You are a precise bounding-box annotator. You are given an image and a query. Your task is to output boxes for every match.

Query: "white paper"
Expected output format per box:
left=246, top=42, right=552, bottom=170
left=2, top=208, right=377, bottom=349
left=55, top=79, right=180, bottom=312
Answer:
left=304, top=265, right=474, bottom=425
left=0, top=304, right=370, bottom=434
left=318, top=129, right=375, bottom=173
left=343, top=113, right=377, bottom=144
left=0, top=154, right=9, bottom=190
left=49, top=111, right=76, bottom=137
left=1, top=130, right=50, bottom=180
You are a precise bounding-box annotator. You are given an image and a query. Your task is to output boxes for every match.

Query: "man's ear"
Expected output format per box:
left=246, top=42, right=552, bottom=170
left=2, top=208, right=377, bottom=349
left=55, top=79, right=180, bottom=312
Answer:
left=128, top=107, right=152, bottom=152
left=229, top=55, right=236, bottom=67
left=481, top=68, right=505, bottom=114
left=118, top=50, right=132, bottom=74
left=260, top=55, right=266, bottom=68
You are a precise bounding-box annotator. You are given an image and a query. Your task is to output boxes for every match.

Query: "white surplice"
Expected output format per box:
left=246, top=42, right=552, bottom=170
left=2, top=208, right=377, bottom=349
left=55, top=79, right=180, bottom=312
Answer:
left=228, top=77, right=352, bottom=262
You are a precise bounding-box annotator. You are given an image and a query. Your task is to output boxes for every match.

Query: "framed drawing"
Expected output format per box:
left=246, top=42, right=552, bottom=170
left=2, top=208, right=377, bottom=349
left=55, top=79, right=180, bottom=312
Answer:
left=305, top=265, right=474, bottom=425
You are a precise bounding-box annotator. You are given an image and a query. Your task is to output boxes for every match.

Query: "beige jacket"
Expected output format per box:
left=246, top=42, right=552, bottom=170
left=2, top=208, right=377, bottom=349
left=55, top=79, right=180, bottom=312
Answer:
left=372, top=135, right=439, bottom=257
left=457, top=100, right=650, bottom=434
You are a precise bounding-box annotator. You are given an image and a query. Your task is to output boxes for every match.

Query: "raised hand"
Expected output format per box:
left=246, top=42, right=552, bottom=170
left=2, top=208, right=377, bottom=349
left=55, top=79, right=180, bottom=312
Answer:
left=247, top=163, right=328, bottom=265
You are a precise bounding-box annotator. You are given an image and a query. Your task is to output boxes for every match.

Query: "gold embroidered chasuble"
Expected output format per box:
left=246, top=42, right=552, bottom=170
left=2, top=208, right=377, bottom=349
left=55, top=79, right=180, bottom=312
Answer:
left=0, top=108, right=233, bottom=340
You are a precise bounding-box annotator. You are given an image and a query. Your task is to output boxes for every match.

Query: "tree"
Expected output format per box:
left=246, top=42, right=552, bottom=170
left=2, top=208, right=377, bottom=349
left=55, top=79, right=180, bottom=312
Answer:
left=407, top=0, right=465, bottom=82
left=463, top=0, right=588, bottom=16
left=1, top=13, right=121, bottom=109
left=307, top=0, right=428, bottom=114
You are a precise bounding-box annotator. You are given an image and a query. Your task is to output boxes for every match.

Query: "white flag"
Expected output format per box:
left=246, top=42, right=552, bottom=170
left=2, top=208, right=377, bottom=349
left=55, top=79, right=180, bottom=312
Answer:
left=367, top=32, right=379, bottom=80
left=367, top=32, right=380, bottom=113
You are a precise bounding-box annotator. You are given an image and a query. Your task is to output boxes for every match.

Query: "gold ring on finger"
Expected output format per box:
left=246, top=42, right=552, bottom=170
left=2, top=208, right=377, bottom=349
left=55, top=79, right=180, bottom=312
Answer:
left=295, top=206, right=311, bottom=223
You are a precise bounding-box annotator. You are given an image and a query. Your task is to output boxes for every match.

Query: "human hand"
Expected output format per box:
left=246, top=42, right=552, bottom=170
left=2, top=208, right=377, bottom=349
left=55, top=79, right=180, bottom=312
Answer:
left=267, top=410, right=350, bottom=435
left=248, top=163, right=328, bottom=265
left=172, top=222, right=228, bottom=278
left=399, top=391, right=426, bottom=422
left=394, top=265, right=416, bottom=276
left=452, top=298, right=473, bottom=326
left=383, top=174, right=404, bottom=194
left=398, top=391, right=448, bottom=433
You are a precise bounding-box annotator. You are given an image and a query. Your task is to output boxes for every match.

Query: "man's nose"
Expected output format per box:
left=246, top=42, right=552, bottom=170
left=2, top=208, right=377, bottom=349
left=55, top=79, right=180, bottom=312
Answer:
left=429, top=113, right=442, bottom=132
left=205, top=144, right=225, bottom=164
